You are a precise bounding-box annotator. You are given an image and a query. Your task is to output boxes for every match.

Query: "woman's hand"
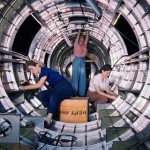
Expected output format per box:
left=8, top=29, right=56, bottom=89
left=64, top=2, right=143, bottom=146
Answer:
left=110, top=95, right=117, bottom=100
left=19, top=86, right=26, bottom=90
left=113, top=93, right=118, bottom=97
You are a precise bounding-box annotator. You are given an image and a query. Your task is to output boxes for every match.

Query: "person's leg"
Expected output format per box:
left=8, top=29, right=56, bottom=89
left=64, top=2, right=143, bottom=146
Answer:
left=86, top=90, right=97, bottom=111
left=86, top=90, right=108, bottom=110
left=78, top=58, right=86, bottom=96
left=46, top=113, right=53, bottom=125
left=38, top=90, right=52, bottom=107
left=86, top=91, right=93, bottom=102
left=38, top=90, right=54, bottom=125
left=71, top=58, right=80, bottom=96
left=39, top=78, right=73, bottom=124
left=48, top=78, right=73, bottom=117
left=57, top=78, right=73, bottom=98
left=93, top=96, right=108, bottom=109
left=47, top=91, right=59, bottom=115
left=38, top=90, right=61, bottom=126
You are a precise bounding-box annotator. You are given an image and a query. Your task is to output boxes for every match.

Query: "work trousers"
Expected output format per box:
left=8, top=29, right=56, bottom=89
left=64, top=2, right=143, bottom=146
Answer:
left=38, top=78, right=73, bottom=116
left=71, top=57, right=86, bottom=96
left=86, top=90, right=108, bottom=110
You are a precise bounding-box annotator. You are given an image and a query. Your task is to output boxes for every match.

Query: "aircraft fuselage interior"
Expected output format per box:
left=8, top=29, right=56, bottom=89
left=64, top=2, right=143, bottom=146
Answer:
left=0, top=0, right=150, bottom=150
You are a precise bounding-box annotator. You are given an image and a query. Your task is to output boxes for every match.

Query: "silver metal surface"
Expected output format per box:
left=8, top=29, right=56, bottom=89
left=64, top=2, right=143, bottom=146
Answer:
left=0, top=0, right=150, bottom=149
left=0, top=115, right=20, bottom=143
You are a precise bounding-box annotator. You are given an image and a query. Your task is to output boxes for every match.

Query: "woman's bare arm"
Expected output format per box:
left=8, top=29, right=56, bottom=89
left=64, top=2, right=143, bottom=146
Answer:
left=74, top=29, right=81, bottom=44
left=19, top=76, right=47, bottom=90
left=106, top=87, right=118, bottom=97
left=84, top=30, right=89, bottom=46
left=94, top=84, right=117, bottom=100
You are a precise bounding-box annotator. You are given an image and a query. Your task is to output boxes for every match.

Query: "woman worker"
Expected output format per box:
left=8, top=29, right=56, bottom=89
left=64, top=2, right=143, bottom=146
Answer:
left=19, top=60, right=73, bottom=126
left=86, top=64, right=117, bottom=111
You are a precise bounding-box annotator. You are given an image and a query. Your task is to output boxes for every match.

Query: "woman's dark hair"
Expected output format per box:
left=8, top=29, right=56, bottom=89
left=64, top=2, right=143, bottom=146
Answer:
left=25, top=60, right=37, bottom=68
left=99, top=64, right=112, bottom=73
left=80, top=34, right=85, bottom=39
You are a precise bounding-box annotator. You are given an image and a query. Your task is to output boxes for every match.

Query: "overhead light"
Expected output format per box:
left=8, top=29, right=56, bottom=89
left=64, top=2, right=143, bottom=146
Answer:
left=69, top=16, right=88, bottom=25
left=85, top=0, right=102, bottom=20
left=113, top=12, right=121, bottom=26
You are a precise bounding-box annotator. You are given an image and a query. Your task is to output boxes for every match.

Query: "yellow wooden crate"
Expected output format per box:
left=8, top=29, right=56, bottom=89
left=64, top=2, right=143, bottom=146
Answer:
left=59, top=97, right=89, bottom=123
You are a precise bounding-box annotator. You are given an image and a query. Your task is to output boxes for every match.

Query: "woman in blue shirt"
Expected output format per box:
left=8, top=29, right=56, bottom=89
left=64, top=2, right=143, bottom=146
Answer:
left=19, top=60, right=73, bottom=126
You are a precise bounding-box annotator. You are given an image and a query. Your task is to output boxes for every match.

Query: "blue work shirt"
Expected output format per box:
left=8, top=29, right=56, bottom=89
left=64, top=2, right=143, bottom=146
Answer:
left=39, top=67, right=63, bottom=87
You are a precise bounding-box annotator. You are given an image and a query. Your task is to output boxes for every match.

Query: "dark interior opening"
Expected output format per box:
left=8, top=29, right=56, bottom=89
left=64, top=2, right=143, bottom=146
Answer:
left=44, top=53, right=49, bottom=67
left=114, top=15, right=139, bottom=55
left=12, top=15, right=41, bottom=55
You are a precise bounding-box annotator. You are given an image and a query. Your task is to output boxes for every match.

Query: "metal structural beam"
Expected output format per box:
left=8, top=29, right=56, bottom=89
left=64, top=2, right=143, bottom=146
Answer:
left=0, top=49, right=29, bottom=61
left=109, top=0, right=123, bottom=26
left=24, top=0, right=47, bottom=27
left=127, top=47, right=150, bottom=60
left=85, top=0, right=102, bottom=20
